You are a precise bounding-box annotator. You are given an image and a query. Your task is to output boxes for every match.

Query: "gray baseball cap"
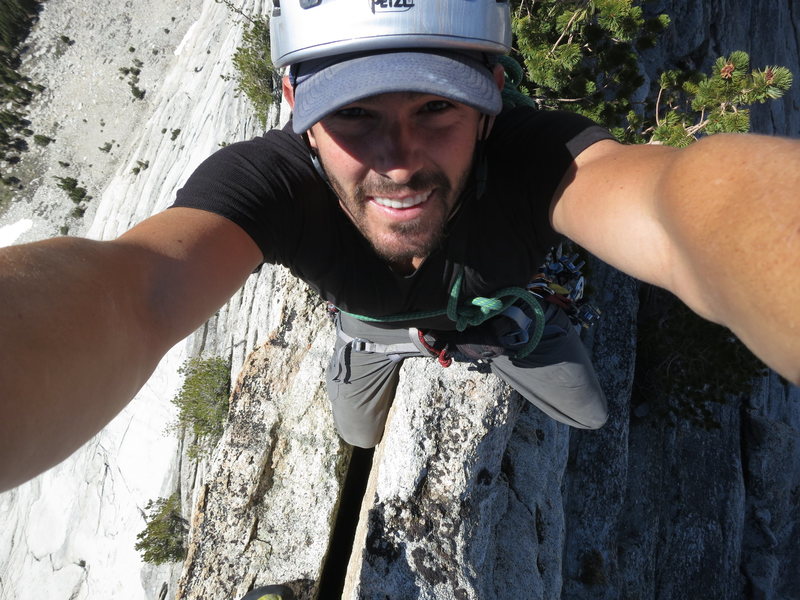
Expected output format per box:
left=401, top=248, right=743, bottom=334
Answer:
left=288, top=50, right=502, bottom=134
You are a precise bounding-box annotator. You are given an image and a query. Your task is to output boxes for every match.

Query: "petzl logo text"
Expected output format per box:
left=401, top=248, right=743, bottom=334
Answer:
left=372, top=0, right=415, bottom=13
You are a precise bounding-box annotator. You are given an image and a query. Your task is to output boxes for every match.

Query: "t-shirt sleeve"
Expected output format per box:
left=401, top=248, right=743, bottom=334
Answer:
left=493, top=107, right=614, bottom=159
left=170, top=127, right=326, bottom=265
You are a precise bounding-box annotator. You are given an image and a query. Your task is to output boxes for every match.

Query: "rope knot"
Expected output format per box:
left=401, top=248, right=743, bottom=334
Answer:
left=472, top=297, right=504, bottom=314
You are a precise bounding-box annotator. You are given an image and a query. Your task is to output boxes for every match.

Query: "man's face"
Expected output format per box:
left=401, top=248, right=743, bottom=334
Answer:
left=305, top=92, right=484, bottom=271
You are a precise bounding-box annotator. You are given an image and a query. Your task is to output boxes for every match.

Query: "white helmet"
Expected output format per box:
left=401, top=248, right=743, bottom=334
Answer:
left=270, top=0, right=512, bottom=69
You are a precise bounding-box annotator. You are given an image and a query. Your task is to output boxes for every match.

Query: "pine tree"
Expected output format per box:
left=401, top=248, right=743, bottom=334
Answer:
left=508, top=0, right=792, bottom=145
left=510, top=0, right=669, bottom=128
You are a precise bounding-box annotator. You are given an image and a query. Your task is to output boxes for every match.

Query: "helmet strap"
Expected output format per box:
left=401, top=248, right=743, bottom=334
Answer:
left=474, top=114, right=492, bottom=198
left=301, top=131, right=332, bottom=186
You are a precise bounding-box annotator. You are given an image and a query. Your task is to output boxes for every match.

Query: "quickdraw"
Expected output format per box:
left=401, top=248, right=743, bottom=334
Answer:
left=529, top=243, right=602, bottom=330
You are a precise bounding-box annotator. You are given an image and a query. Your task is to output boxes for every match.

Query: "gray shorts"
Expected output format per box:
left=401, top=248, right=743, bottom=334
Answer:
left=327, top=305, right=607, bottom=448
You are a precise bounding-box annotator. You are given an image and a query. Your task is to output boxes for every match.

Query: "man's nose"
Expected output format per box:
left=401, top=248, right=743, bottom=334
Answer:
left=371, top=122, right=425, bottom=184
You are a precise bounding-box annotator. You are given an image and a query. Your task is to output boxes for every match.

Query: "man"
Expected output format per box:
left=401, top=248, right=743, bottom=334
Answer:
left=0, top=0, right=797, bottom=555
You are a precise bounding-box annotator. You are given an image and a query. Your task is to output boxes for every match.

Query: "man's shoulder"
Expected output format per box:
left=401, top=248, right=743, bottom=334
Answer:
left=225, top=123, right=307, bottom=161
left=489, top=107, right=614, bottom=161
left=187, top=123, right=316, bottom=190
left=492, top=106, right=601, bottom=139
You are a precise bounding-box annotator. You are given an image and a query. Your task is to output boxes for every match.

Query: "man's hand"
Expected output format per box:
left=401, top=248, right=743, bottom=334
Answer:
left=0, top=208, right=262, bottom=491
left=552, top=134, right=800, bottom=384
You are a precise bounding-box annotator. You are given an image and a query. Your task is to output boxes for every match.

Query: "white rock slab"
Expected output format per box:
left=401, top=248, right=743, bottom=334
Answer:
left=0, top=219, right=33, bottom=247
left=0, top=1, right=272, bottom=599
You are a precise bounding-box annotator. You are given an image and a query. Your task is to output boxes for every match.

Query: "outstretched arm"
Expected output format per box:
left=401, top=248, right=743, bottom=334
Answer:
left=0, top=208, right=262, bottom=491
left=552, top=133, right=800, bottom=384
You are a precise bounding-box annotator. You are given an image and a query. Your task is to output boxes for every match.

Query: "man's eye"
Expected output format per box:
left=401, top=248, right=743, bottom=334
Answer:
left=334, top=107, right=369, bottom=118
left=423, top=100, right=453, bottom=113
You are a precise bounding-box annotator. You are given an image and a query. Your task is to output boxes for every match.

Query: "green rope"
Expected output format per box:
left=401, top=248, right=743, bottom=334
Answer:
left=498, top=55, right=537, bottom=109
left=445, top=270, right=545, bottom=358
left=340, top=267, right=546, bottom=358
left=339, top=305, right=447, bottom=324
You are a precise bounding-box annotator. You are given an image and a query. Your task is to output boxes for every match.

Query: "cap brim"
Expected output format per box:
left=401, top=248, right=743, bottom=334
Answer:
left=291, top=51, right=501, bottom=134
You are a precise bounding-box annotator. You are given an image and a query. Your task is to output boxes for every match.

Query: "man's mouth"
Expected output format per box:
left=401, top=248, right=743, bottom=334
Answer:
left=371, top=191, right=430, bottom=210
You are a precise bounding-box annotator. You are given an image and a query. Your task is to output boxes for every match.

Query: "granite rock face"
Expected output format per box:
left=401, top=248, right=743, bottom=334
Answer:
left=176, top=271, right=344, bottom=600
left=351, top=361, right=564, bottom=599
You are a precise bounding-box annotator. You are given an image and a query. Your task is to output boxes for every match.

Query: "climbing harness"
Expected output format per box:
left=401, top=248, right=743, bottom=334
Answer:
left=329, top=312, right=446, bottom=383
left=337, top=265, right=545, bottom=359
left=330, top=243, right=600, bottom=373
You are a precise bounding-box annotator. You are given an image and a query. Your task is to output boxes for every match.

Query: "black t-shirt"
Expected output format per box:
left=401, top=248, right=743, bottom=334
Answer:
left=173, top=107, right=614, bottom=328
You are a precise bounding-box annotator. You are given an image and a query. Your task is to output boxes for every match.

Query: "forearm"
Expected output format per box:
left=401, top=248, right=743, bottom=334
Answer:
left=554, top=135, right=799, bottom=384
left=0, top=237, right=165, bottom=491
left=658, top=134, right=800, bottom=383
left=0, top=210, right=261, bottom=491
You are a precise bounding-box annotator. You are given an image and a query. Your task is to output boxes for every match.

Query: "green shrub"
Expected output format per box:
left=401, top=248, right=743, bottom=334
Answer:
left=0, top=1, right=44, bottom=168
left=229, top=13, right=280, bottom=128
left=33, top=134, right=52, bottom=146
left=648, top=52, right=792, bottom=145
left=0, top=0, right=41, bottom=50
left=171, top=356, right=231, bottom=457
left=134, top=493, right=187, bottom=565
left=119, top=58, right=145, bottom=99
left=131, top=159, right=149, bottom=175
left=129, top=83, right=145, bottom=100
left=53, top=175, right=89, bottom=203
left=508, top=1, right=791, bottom=144
left=510, top=0, right=669, bottom=130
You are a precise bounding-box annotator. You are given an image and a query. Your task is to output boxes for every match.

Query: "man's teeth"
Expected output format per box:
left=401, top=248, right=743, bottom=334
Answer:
left=373, top=192, right=428, bottom=209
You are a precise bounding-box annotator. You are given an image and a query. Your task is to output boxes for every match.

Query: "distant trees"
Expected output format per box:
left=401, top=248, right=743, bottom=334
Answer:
left=0, top=0, right=41, bottom=51
left=1, top=0, right=44, bottom=182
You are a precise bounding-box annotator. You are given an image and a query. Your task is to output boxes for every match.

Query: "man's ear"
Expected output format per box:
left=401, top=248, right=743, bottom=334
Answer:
left=282, top=75, right=295, bottom=108
left=493, top=63, right=505, bottom=92
left=305, top=126, right=318, bottom=149
left=283, top=75, right=317, bottom=147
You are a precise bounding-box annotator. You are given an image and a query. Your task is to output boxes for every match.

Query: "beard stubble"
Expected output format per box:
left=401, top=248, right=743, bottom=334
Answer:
left=326, top=167, right=470, bottom=265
